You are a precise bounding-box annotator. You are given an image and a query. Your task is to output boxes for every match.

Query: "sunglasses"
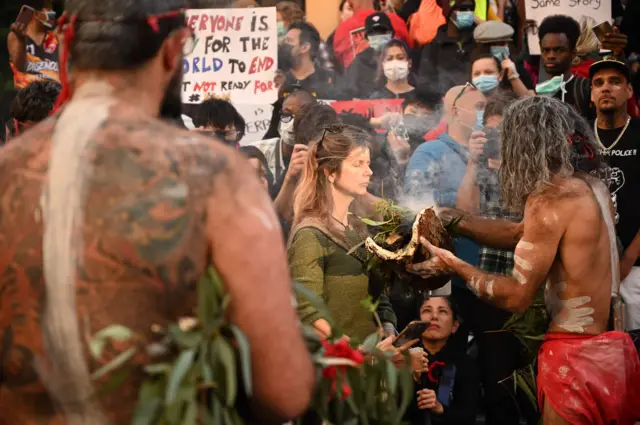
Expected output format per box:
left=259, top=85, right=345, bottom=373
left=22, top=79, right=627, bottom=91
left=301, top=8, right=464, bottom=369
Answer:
left=453, top=81, right=478, bottom=109
left=319, top=124, right=347, bottom=146
left=455, top=5, right=475, bottom=11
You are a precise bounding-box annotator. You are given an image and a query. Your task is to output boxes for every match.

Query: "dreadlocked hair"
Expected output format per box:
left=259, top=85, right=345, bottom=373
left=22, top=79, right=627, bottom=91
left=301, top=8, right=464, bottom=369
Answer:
left=499, top=96, right=574, bottom=211
left=64, top=0, right=189, bottom=70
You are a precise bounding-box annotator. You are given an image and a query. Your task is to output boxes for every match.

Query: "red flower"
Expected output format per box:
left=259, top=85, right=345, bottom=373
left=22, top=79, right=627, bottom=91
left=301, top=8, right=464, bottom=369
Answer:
left=320, top=339, right=365, bottom=400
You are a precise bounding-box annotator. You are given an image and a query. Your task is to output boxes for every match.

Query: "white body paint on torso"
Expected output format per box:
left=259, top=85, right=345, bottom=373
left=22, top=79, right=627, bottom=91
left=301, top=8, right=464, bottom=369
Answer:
left=544, top=280, right=594, bottom=333
left=41, top=81, right=115, bottom=422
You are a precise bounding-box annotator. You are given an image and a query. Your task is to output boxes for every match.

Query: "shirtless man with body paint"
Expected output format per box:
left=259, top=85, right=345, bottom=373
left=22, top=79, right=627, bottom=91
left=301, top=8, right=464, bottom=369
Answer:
left=408, top=96, right=640, bottom=425
left=0, top=2, right=314, bottom=425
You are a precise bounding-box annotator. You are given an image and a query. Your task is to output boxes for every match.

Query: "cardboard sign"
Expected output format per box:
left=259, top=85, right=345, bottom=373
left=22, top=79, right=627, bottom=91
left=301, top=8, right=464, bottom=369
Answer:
left=236, top=103, right=274, bottom=144
left=330, top=99, right=404, bottom=118
left=526, top=0, right=611, bottom=55
left=182, top=8, right=278, bottom=104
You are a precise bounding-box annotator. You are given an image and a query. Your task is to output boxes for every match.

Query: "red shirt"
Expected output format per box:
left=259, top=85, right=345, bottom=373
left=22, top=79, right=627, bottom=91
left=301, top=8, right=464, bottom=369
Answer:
left=333, top=10, right=412, bottom=70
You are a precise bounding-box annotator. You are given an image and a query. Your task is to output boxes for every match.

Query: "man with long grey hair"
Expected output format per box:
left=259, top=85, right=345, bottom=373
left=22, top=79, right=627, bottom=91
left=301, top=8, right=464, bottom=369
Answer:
left=0, top=0, right=314, bottom=424
left=408, top=96, right=640, bottom=424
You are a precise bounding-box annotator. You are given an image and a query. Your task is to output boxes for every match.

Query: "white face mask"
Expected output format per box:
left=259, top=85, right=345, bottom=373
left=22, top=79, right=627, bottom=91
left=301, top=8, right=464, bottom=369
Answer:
left=279, top=118, right=295, bottom=145
left=383, top=60, right=410, bottom=81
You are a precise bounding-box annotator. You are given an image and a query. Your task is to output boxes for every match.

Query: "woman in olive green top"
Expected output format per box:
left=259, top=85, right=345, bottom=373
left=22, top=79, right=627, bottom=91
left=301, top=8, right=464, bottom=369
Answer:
left=288, top=124, right=397, bottom=341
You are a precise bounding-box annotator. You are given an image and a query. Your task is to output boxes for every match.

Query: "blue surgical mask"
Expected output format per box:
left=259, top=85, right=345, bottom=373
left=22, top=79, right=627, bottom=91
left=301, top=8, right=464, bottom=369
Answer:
left=453, top=11, right=475, bottom=30
left=368, top=34, right=392, bottom=51
left=474, top=109, right=485, bottom=131
left=472, top=75, right=499, bottom=93
left=535, top=75, right=564, bottom=96
left=490, top=45, right=510, bottom=61
left=457, top=107, right=485, bottom=131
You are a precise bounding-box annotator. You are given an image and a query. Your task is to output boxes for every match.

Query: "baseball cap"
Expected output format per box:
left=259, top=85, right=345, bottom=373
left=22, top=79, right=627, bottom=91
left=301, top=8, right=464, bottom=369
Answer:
left=365, top=12, right=393, bottom=35
left=589, top=58, right=630, bottom=81
left=439, top=0, right=476, bottom=19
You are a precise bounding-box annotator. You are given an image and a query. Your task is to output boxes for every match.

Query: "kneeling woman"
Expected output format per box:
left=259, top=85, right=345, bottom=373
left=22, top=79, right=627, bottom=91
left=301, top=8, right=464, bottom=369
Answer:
left=288, top=124, right=397, bottom=341
left=406, top=296, right=479, bottom=425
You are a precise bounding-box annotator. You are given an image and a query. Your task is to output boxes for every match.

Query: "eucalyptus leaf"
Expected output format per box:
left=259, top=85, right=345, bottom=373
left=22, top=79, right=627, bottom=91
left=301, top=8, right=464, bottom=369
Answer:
left=230, top=324, right=252, bottom=397
left=90, top=325, right=135, bottom=358
left=168, top=324, right=202, bottom=349
left=362, top=333, right=380, bottom=354
left=394, top=367, right=414, bottom=425
left=211, top=388, right=223, bottom=425
left=360, top=218, right=391, bottom=227
left=516, top=372, right=537, bottom=409
left=165, top=349, right=196, bottom=404
left=384, top=361, right=398, bottom=394
left=181, top=399, right=198, bottom=425
left=91, top=347, right=138, bottom=380
left=215, top=338, right=238, bottom=407
left=144, top=363, right=172, bottom=375
left=198, top=272, right=216, bottom=324
left=131, top=397, right=163, bottom=425
left=165, top=399, right=184, bottom=425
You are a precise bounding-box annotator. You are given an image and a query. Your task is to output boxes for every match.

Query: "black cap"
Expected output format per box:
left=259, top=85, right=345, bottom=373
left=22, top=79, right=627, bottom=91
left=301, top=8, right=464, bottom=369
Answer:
left=365, top=12, right=393, bottom=36
left=589, top=58, right=630, bottom=81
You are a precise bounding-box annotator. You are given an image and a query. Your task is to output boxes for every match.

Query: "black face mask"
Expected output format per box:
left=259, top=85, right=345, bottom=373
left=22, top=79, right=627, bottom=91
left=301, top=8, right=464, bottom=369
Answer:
left=278, top=43, right=295, bottom=72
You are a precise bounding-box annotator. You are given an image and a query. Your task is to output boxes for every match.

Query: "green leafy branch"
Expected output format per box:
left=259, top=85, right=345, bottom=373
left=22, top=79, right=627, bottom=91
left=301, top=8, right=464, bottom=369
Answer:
left=90, top=269, right=416, bottom=425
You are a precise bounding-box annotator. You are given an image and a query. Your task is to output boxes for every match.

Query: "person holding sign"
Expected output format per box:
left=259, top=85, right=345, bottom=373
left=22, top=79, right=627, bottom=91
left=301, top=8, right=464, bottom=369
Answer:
left=534, top=15, right=627, bottom=121
left=7, top=0, right=60, bottom=89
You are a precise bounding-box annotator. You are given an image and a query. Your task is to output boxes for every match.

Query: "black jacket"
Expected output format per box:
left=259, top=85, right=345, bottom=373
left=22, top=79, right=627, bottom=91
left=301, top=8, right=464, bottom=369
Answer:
left=405, top=341, right=479, bottom=425
left=417, top=24, right=476, bottom=95
left=338, top=47, right=384, bottom=99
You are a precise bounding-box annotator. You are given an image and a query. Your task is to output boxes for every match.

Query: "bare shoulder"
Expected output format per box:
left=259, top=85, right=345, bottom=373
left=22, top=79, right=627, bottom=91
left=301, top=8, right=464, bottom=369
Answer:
left=524, top=176, right=597, bottom=231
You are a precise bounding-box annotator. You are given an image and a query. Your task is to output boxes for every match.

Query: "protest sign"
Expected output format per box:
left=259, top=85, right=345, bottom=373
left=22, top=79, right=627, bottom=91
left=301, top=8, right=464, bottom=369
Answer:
left=526, top=0, right=611, bottom=55
left=183, top=8, right=278, bottom=105
left=236, top=104, right=274, bottom=145
left=330, top=99, right=404, bottom=118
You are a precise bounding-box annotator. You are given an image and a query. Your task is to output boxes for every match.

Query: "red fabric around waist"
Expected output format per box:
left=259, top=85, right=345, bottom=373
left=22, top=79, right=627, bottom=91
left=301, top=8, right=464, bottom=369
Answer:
left=537, top=331, right=640, bottom=425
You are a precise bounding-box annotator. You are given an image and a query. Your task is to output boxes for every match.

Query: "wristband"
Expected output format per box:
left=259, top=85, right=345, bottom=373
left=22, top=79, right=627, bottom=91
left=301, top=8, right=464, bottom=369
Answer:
left=382, top=322, right=397, bottom=336
left=508, top=72, right=520, bottom=80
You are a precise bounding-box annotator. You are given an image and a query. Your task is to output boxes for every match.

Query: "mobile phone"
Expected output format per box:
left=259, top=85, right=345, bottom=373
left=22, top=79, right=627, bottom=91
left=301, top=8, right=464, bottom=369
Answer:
left=16, top=5, right=35, bottom=25
left=481, top=127, right=501, bottom=161
left=393, top=320, right=430, bottom=347
left=593, top=21, right=613, bottom=43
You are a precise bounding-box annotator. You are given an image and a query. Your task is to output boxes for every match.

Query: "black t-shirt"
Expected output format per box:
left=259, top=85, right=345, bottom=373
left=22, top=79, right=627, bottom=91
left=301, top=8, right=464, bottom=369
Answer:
left=369, top=86, right=417, bottom=100
left=593, top=118, right=640, bottom=265
left=281, top=67, right=337, bottom=100
left=554, top=76, right=594, bottom=121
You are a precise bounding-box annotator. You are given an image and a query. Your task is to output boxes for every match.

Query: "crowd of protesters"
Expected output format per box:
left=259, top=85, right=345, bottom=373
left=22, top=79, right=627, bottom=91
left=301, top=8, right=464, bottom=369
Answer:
left=2, top=0, right=640, bottom=424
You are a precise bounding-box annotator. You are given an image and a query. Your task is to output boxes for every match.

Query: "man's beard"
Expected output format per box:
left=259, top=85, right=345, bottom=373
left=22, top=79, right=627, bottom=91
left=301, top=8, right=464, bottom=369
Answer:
left=159, top=64, right=184, bottom=124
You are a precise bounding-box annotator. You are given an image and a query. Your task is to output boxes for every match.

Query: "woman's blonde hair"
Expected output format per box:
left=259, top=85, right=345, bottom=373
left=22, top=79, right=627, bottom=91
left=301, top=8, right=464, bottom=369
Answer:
left=293, top=124, right=371, bottom=227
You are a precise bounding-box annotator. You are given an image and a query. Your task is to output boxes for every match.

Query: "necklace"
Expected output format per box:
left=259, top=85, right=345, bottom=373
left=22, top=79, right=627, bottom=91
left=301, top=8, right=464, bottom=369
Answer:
left=594, top=116, right=631, bottom=152
left=331, top=216, right=369, bottom=264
